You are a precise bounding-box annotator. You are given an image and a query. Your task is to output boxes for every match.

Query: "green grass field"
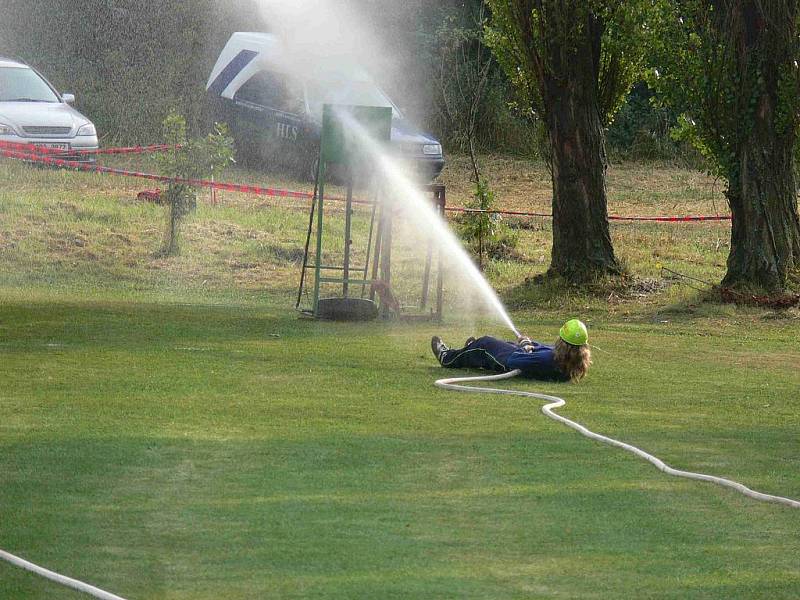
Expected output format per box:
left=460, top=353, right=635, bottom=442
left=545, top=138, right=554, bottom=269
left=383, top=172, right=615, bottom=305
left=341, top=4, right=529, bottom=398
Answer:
left=1, top=157, right=799, bottom=599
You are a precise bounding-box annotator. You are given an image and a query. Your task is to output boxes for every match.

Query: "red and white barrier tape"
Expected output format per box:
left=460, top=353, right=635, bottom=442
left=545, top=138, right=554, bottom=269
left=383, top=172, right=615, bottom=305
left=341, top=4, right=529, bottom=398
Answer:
left=1, top=147, right=733, bottom=221
left=64, top=144, right=179, bottom=156
left=445, top=207, right=552, bottom=218
left=608, top=214, right=730, bottom=222
left=1, top=148, right=314, bottom=199
left=445, top=206, right=731, bottom=222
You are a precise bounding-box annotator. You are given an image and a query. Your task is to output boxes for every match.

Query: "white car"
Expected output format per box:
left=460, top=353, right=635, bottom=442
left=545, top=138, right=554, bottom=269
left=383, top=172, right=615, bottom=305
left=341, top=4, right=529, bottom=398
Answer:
left=0, top=56, right=99, bottom=158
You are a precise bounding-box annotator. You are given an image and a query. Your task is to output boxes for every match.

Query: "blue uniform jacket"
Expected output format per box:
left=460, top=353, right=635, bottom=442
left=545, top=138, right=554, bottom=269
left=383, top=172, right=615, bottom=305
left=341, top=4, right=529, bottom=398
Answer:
left=441, top=336, right=568, bottom=382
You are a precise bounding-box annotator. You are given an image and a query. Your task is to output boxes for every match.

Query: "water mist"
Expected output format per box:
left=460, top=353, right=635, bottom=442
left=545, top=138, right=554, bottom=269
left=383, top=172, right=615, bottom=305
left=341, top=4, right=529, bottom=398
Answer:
left=252, top=0, right=520, bottom=336
left=336, top=109, right=521, bottom=338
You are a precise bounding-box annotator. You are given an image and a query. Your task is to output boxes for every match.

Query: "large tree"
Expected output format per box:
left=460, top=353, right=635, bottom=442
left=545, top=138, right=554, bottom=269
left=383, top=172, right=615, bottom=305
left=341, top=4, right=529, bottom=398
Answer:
left=485, top=1, right=647, bottom=281
left=650, top=0, right=800, bottom=291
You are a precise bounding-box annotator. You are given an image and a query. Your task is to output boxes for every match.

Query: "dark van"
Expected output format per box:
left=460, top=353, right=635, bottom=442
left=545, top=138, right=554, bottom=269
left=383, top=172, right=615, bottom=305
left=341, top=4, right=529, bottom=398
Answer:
left=206, top=32, right=445, bottom=181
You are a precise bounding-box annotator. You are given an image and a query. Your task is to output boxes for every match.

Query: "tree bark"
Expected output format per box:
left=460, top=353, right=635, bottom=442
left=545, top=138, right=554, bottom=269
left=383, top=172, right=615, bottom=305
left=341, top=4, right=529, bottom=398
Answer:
left=541, top=12, right=620, bottom=281
left=164, top=202, right=180, bottom=257
left=722, top=1, right=800, bottom=291
left=724, top=132, right=800, bottom=290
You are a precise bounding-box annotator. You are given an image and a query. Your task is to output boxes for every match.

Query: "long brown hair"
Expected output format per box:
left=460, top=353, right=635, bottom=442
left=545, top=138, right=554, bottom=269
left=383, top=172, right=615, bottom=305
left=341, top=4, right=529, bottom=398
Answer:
left=553, top=338, right=592, bottom=382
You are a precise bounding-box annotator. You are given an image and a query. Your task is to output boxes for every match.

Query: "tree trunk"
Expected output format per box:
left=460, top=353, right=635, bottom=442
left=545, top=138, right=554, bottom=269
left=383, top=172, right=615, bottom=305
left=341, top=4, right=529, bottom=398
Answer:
left=161, top=187, right=181, bottom=257
left=722, top=2, right=800, bottom=291
left=541, top=14, right=619, bottom=282
left=724, top=138, right=800, bottom=291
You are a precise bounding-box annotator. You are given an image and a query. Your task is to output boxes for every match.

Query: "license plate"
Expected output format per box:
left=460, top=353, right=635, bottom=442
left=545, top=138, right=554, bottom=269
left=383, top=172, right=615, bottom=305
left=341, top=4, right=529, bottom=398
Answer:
left=37, top=143, right=69, bottom=150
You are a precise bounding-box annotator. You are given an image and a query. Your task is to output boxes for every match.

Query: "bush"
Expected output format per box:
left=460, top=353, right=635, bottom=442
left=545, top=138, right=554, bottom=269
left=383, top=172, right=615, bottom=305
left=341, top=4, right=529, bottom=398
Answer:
left=607, top=83, right=672, bottom=159
left=153, top=111, right=234, bottom=256
left=606, top=82, right=701, bottom=164
left=457, top=179, right=519, bottom=267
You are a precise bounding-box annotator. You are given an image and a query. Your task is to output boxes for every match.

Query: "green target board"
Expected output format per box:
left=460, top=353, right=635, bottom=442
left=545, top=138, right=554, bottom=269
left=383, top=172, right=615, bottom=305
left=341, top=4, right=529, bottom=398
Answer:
left=321, top=104, right=392, bottom=166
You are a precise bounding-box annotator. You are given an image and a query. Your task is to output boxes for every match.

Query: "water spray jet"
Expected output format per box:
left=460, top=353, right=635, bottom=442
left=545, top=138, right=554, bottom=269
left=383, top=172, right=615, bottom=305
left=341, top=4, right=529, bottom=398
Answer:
left=295, top=102, right=520, bottom=334
left=316, top=105, right=521, bottom=336
left=296, top=104, right=449, bottom=323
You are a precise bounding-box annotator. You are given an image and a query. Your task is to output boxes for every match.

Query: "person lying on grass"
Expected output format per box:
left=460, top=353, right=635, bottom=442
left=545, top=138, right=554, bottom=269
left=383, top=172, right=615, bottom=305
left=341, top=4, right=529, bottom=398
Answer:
left=431, top=319, right=592, bottom=383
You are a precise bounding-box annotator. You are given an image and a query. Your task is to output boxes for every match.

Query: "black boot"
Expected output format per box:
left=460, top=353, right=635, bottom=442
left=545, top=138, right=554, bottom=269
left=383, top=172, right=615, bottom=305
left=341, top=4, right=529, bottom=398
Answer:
left=431, top=336, right=449, bottom=363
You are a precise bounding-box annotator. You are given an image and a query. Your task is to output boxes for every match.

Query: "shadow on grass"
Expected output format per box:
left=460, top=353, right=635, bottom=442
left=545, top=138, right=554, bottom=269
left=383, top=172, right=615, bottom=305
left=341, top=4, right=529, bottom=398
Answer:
left=502, top=270, right=800, bottom=326
left=0, top=299, right=304, bottom=350
left=501, top=270, right=671, bottom=317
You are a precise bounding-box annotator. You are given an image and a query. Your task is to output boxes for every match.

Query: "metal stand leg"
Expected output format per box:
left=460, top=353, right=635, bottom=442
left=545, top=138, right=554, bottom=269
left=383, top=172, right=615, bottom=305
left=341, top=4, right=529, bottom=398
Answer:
left=370, top=202, right=384, bottom=302
left=296, top=154, right=321, bottom=310
left=343, top=168, right=353, bottom=297
left=312, top=160, right=327, bottom=317
left=361, top=182, right=379, bottom=298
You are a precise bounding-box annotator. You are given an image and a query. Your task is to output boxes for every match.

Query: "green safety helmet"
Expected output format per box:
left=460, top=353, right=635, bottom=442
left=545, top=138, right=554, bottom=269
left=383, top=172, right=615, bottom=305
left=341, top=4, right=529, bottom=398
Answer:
left=559, top=319, right=588, bottom=346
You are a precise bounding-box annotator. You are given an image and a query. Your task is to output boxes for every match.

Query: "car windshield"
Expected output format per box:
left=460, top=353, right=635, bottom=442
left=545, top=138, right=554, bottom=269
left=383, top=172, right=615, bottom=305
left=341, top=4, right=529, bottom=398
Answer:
left=306, top=78, right=400, bottom=120
left=0, top=66, right=60, bottom=102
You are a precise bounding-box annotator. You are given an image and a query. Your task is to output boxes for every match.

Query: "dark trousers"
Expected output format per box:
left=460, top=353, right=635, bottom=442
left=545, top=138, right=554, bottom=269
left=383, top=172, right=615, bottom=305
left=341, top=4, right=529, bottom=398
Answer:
left=439, top=336, right=516, bottom=373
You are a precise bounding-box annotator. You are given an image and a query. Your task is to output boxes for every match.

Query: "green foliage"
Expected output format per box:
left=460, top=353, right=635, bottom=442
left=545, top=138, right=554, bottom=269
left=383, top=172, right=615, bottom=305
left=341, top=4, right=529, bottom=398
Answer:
left=595, top=3, right=653, bottom=125
left=485, top=1, right=650, bottom=128
left=434, top=9, right=491, bottom=154
left=606, top=83, right=694, bottom=162
left=0, top=0, right=267, bottom=143
left=154, top=111, right=235, bottom=181
left=482, top=8, right=539, bottom=122
left=458, top=179, right=519, bottom=265
left=647, top=1, right=800, bottom=183
left=646, top=4, right=735, bottom=181
left=154, top=111, right=234, bottom=256
left=422, top=1, right=539, bottom=155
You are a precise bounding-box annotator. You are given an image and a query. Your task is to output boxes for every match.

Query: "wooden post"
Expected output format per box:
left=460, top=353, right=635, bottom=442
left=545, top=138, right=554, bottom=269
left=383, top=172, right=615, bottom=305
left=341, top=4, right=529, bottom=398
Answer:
left=435, top=186, right=445, bottom=322
left=361, top=196, right=378, bottom=298
left=312, top=160, right=326, bottom=316
left=369, top=202, right=384, bottom=302
left=343, top=168, right=354, bottom=297
left=421, top=239, right=433, bottom=310
left=380, top=205, right=393, bottom=291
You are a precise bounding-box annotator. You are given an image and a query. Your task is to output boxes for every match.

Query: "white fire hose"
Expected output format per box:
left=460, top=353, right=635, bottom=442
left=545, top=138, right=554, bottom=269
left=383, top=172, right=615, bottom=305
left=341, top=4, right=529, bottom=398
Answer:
left=0, top=549, right=128, bottom=599
left=435, top=369, right=800, bottom=509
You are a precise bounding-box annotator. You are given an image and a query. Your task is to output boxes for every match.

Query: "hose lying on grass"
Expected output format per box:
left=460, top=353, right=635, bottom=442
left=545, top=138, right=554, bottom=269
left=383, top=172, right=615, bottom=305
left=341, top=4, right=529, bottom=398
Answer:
left=435, top=369, right=800, bottom=509
left=0, top=549, right=128, bottom=599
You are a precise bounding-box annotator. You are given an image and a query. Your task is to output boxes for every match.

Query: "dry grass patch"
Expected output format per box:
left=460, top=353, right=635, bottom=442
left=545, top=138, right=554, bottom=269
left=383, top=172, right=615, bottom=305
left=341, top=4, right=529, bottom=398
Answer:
left=441, top=154, right=726, bottom=217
